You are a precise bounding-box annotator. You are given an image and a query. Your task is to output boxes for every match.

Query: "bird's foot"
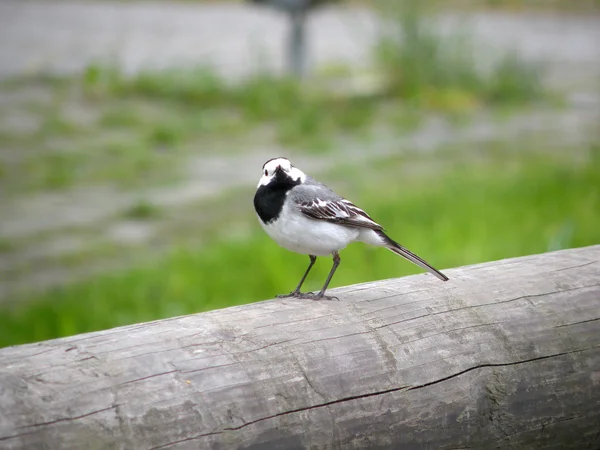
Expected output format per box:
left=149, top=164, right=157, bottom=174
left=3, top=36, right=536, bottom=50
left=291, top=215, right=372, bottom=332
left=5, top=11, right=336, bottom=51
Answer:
left=276, top=290, right=305, bottom=299
left=276, top=291, right=338, bottom=301
left=317, top=294, right=340, bottom=301
left=301, top=292, right=339, bottom=301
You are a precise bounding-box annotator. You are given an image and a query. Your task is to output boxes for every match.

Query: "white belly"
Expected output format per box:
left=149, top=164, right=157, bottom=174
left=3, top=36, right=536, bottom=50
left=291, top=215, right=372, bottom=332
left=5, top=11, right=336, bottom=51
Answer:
left=259, top=205, right=360, bottom=256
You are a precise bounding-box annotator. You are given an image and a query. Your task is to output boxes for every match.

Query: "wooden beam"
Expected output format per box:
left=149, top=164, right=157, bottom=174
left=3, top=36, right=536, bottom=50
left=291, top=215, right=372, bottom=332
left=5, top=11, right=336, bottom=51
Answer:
left=1, top=246, right=599, bottom=449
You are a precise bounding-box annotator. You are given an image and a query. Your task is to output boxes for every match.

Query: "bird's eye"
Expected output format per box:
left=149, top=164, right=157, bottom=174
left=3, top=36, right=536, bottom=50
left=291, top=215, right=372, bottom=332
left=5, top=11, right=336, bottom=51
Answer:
left=264, top=170, right=268, bottom=176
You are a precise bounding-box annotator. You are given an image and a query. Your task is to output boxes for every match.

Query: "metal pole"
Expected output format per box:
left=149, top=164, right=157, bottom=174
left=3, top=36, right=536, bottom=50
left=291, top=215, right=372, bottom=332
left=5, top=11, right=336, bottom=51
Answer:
left=287, top=9, right=307, bottom=78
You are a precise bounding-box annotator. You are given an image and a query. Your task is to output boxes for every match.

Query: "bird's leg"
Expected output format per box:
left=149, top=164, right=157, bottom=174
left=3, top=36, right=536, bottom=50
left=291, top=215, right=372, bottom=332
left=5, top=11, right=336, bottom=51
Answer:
left=293, top=254, right=317, bottom=294
left=313, top=251, right=341, bottom=301
left=277, top=255, right=317, bottom=298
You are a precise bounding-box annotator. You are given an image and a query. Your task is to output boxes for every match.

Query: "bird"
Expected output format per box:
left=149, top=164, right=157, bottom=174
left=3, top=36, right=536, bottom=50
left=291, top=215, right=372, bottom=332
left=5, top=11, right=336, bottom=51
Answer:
left=253, top=157, right=448, bottom=300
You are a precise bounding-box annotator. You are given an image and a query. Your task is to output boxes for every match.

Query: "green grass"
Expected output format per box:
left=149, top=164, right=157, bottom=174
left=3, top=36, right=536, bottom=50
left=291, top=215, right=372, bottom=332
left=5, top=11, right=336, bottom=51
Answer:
left=1, top=142, right=598, bottom=347
left=123, top=199, right=162, bottom=220
left=82, top=66, right=383, bottom=149
left=0, top=68, right=386, bottom=194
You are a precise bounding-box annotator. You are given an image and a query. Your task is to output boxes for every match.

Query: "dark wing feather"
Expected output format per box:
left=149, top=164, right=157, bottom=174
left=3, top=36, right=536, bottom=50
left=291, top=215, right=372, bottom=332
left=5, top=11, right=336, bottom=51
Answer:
left=296, top=198, right=383, bottom=231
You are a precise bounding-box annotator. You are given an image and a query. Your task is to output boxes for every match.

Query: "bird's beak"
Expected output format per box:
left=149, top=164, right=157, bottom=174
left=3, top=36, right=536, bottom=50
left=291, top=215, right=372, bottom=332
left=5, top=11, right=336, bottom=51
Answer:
left=275, top=165, right=283, bottom=174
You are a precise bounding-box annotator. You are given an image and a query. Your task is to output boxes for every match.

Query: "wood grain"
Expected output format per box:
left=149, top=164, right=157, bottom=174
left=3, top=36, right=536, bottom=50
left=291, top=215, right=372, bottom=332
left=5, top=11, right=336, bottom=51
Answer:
left=1, top=246, right=599, bottom=450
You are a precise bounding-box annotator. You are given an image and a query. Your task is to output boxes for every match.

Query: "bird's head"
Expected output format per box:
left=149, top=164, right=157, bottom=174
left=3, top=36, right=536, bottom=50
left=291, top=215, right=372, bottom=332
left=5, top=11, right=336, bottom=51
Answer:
left=258, top=157, right=306, bottom=188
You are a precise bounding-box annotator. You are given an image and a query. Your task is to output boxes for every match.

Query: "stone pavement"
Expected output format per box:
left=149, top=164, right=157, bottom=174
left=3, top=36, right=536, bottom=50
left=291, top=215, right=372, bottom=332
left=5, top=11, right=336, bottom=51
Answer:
left=0, top=1, right=599, bottom=85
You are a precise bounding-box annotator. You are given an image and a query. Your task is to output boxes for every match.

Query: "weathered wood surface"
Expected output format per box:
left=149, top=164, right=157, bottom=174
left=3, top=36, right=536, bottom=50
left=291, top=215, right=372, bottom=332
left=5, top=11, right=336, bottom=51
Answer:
left=1, top=246, right=599, bottom=450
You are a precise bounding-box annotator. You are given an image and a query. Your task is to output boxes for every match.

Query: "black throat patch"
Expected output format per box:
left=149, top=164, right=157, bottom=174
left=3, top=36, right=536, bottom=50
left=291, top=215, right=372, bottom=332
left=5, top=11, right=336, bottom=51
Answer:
left=254, top=171, right=301, bottom=224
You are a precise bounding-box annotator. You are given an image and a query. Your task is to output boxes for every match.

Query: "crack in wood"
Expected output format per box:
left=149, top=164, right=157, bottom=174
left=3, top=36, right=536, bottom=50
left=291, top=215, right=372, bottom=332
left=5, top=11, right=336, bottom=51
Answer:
left=149, top=431, right=224, bottom=449
left=92, top=341, right=166, bottom=356
left=148, top=386, right=413, bottom=449
left=298, top=366, right=327, bottom=402
left=198, top=349, right=595, bottom=444
left=62, top=317, right=182, bottom=345
left=374, top=312, right=430, bottom=329
left=355, top=288, right=429, bottom=306
left=221, top=385, right=412, bottom=432
left=253, top=314, right=332, bottom=330
left=20, top=348, right=55, bottom=359
left=491, top=412, right=598, bottom=445
left=400, top=321, right=504, bottom=346
left=358, top=294, right=431, bottom=317
left=148, top=347, right=592, bottom=448
left=180, top=362, right=238, bottom=375
left=114, top=370, right=177, bottom=387
left=554, top=317, right=600, bottom=328
left=145, top=349, right=595, bottom=448
left=376, top=283, right=600, bottom=330
left=305, top=329, right=373, bottom=345
left=0, top=405, right=120, bottom=440
left=549, top=261, right=597, bottom=272
left=407, top=348, right=591, bottom=391
left=233, top=338, right=298, bottom=354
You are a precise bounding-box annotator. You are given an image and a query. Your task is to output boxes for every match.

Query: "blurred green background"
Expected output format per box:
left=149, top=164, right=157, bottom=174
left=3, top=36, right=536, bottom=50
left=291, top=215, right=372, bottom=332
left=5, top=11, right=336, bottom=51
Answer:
left=0, top=0, right=598, bottom=347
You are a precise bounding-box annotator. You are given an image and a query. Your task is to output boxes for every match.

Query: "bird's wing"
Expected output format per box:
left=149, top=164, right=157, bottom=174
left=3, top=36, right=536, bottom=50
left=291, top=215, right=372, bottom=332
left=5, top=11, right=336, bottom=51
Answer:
left=296, top=197, right=384, bottom=231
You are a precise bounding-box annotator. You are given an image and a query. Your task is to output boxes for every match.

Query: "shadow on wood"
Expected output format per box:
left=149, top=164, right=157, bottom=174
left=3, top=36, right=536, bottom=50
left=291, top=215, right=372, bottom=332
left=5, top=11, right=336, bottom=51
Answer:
left=1, top=246, right=599, bottom=449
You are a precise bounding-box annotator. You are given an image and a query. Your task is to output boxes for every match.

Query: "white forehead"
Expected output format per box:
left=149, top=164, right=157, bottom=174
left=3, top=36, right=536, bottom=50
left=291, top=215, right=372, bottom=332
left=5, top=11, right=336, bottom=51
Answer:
left=263, top=158, right=291, bottom=172
left=257, top=157, right=306, bottom=187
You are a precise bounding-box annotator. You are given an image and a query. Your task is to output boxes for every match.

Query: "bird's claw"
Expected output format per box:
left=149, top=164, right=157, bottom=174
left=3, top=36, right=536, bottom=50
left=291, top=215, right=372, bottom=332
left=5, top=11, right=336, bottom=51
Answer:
left=276, top=291, right=305, bottom=299
left=277, top=291, right=310, bottom=299
left=276, top=291, right=339, bottom=301
left=313, top=294, right=339, bottom=301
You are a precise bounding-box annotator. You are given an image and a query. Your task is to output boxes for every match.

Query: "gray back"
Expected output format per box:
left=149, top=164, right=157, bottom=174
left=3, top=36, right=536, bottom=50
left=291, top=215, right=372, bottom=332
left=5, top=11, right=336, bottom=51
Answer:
left=288, top=176, right=342, bottom=203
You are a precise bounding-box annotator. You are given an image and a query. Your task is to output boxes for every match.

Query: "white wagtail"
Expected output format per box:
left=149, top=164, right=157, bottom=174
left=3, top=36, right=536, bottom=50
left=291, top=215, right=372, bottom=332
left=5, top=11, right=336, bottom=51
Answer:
left=254, top=157, right=448, bottom=300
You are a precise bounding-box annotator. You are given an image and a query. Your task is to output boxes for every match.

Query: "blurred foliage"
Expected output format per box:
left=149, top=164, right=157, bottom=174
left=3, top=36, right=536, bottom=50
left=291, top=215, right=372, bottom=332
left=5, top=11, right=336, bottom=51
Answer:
left=183, top=0, right=600, bottom=11
left=1, top=142, right=598, bottom=347
left=123, top=199, right=163, bottom=220
left=0, top=35, right=547, bottom=195
left=82, top=64, right=379, bottom=147
left=0, top=68, right=383, bottom=195
left=0, top=0, right=551, bottom=195
left=374, top=0, right=543, bottom=109
left=465, top=0, right=600, bottom=11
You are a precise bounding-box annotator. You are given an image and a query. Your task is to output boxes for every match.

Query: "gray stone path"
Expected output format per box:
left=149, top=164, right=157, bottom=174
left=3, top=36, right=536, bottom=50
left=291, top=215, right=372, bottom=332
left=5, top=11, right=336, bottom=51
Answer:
left=0, top=1, right=599, bottom=84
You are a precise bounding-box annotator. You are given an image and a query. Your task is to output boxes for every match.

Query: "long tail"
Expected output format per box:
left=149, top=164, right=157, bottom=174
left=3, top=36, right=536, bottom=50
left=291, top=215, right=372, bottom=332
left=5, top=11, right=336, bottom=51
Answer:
left=375, top=230, right=449, bottom=282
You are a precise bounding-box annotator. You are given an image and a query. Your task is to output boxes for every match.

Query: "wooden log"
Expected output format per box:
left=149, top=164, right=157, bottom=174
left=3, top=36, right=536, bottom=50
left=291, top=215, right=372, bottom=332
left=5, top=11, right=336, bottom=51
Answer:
left=1, top=246, right=599, bottom=450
